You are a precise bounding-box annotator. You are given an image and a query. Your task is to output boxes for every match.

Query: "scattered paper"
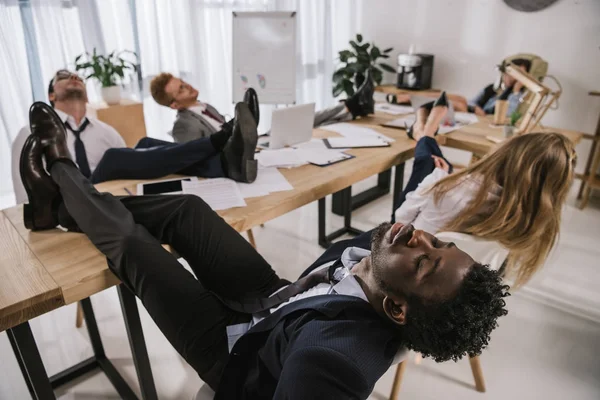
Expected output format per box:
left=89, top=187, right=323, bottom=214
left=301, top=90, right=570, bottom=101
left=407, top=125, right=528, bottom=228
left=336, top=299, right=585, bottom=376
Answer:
left=383, top=116, right=415, bottom=128
left=321, top=123, right=395, bottom=143
left=293, top=138, right=329, bottom=150
left=325, top=137, right=389, bottom=148
left=236, top=183, right=269, bottom=198
left=255, top=148, right=308, bottom=168
left=182, top=178, right=246, bottom=210
left=375, top=103, right=414, bottom=115
left=454, top=112, right=479, bottom=125
left=251, top=167, right=294, bottom=192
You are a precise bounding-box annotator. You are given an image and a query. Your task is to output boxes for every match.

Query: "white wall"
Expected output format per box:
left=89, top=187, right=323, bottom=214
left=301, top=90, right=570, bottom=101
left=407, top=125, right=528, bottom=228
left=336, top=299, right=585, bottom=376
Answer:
left=360, top=0, right=600, bottom=153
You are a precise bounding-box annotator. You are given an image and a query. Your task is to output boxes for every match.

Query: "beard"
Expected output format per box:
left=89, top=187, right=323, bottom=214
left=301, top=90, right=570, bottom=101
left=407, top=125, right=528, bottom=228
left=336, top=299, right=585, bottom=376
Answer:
left=370, top=222, right=392, bottom=289
left=55, top=87, right=86, bottom=102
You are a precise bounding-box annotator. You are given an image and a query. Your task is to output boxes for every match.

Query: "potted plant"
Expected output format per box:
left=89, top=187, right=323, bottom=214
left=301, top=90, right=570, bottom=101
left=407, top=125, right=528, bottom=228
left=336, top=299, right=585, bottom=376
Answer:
left=74, top=48, right=138, bottom=105
left=332, top=34, right=395, bottom=97
left=504, top=110, right=522, bottom=138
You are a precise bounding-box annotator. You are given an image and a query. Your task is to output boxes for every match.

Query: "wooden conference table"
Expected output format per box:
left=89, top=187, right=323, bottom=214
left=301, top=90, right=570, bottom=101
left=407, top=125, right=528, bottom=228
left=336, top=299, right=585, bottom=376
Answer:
left=0, top=112, right=582, bottom=399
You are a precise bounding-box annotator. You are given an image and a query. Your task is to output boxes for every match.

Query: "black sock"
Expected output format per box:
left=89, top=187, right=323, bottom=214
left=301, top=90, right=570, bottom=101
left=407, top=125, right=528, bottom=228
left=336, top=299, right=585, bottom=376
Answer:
left=210, top=128, right=232, bottom=151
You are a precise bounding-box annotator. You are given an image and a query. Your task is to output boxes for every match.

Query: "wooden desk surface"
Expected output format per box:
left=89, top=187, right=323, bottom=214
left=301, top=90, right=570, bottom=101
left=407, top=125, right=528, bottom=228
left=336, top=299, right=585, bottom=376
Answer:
left=0, top=108, right=583, bottom=331
left=0, top=126, right=415, bottom=329
left=368, top=109, right=583, bottom=155
left=0, top=212, right=64, bottom=331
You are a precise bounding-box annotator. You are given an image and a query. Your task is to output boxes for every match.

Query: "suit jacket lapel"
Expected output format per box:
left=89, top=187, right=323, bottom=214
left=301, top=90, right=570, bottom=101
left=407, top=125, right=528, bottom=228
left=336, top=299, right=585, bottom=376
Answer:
left=179, top=108, right=219, bottom=135
left=246, top=295, right=376, bottom=336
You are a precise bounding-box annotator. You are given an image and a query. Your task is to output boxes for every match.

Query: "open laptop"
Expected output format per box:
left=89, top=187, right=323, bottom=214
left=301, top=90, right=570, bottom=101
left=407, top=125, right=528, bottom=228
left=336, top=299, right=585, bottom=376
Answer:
left=260, top=103, right=315, bottom=149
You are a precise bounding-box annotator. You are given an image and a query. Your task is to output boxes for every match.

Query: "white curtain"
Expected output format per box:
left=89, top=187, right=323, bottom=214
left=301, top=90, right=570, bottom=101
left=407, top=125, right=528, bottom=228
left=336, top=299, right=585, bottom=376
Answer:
left=133, top=0, right=362, bottom=138
left=0, top=0, right=33, bottom=205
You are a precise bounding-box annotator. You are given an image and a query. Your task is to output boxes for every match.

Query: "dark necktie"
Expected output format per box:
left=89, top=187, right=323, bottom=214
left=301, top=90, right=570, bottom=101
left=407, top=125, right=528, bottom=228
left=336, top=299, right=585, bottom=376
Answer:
left=64, top=119, right=91, bottom=178
left=202, top=106, right=224, bottom=123
left=215, top=259, right=343, bottom=315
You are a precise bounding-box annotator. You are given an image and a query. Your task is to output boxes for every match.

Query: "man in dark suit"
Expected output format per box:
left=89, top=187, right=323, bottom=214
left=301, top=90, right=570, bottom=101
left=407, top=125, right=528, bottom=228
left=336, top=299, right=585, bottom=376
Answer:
left=150, top=72, right=375, bottom=143
left=21, top=103, right=509, bottom=399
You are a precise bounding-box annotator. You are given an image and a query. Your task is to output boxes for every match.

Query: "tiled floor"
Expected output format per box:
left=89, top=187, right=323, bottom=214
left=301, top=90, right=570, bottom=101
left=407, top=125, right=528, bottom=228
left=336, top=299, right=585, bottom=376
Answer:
left=1, top=168, right=600, bottom=400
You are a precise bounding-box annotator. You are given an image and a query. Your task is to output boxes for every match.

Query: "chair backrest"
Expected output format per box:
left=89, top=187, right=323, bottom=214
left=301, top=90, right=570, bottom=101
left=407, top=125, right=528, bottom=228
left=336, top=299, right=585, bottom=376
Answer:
left=436, top=231, right=508, bottom=272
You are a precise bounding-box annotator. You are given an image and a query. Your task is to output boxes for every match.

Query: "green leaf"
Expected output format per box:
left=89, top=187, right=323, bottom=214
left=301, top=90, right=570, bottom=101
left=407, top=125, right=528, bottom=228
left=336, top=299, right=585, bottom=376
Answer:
left=349, top=40, right=360, bottom=51
left=383, top=47, right=393, bottom=53
left=339, top=50, right=353, bottom=63
left=371, top=67, right=383, bottom=85
left=356, top=33, right=363, bottom=43
left=378, top=63, right=396, bottom=73
left=332, top=83, right=345, bottom=97
left=342, top=79, right=355, bottom=96
left=332, top=69, right=346, bottom=84
left=380, top=54, right=390, bottom=59
left=370, top=46, right=381, bottom=60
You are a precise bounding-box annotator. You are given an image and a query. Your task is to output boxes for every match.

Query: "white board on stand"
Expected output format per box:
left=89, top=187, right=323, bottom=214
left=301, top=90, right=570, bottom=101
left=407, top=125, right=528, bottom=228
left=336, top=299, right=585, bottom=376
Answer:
left=232, top=11, right=296, bottom=104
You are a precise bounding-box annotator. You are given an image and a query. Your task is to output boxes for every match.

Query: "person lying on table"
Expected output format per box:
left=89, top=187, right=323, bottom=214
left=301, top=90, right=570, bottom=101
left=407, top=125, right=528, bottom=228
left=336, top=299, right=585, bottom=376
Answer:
left=20, top=102, right=509, bottom=399
left=395, top=91, right=576, bottom=287
left=12, top=70, right=261, bottom=205
left=388, top=58, right=531, bottom=118
left=150, top=69, right=376, bottom=143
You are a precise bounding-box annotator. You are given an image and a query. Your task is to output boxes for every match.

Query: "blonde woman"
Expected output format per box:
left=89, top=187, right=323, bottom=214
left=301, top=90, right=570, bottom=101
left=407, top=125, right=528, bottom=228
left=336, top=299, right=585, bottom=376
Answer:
left=395, top=113, right=576, bottom=287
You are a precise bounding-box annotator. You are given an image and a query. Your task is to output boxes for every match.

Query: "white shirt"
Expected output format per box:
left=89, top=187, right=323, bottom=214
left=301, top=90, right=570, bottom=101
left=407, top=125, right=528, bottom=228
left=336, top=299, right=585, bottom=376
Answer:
left=394, top=168, right=502, bottom=234
left=226, top=247, right=370, bottom=352
left=188, top=102, right=223, bottom=131
left=11, top=108, right=126, bottom=204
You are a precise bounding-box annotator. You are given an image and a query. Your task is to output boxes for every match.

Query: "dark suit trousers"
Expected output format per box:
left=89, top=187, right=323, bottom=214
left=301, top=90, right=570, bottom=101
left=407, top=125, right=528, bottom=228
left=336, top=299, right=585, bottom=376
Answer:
left=90, top=137, right=224, bottom=184
left=392, top=136, right=453, bottom=220
left=52, top=162, right=284, bottom=389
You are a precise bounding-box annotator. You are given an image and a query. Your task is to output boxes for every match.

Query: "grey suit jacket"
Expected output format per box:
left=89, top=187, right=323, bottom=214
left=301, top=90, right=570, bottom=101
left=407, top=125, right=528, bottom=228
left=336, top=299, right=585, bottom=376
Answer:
left=170, top=104, right=225, bottom=143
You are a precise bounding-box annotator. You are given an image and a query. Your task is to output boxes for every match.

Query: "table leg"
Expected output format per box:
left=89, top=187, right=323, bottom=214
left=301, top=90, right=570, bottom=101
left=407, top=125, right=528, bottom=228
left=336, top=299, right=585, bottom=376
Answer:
left=392, top=163, right=405, bottom=219
left=332, top=169, right=392, bottom=215
left=318, top=187, right=364, bottom=248
left=117, top=284, right=159, bottom=400
left=7, top=321, right=55, bottom=400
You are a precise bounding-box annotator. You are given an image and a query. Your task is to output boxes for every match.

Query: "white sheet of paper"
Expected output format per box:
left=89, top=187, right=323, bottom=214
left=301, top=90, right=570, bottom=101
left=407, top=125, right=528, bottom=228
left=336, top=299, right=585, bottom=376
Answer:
left=375, top=103, right=414, bottom=115
left=255, top=148, right=307, bottom=168
left=326, top=137, right=389, bottom=148
left=293, top=138, right=328, bottom=150
left=251, top=167, right=294, bottom=192
left=384, top=116, right=415, bottom=128
left=236, top=182, right=270, bottom=198
left=321, top=123, right=395, bottom=143
left=454, top=112, right=479, bottom=125
left=182, top=178, right=247, bottom=210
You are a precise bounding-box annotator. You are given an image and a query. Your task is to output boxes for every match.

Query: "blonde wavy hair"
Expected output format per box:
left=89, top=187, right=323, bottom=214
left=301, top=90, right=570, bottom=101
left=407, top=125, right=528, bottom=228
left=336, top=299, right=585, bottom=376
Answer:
left=430, top=132, right=576, bottom=287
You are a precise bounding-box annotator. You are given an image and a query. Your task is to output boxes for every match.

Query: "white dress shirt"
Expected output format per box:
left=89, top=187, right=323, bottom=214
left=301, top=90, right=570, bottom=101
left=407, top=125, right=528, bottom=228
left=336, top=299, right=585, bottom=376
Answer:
left=188, top=102, right=223, bottom=131
left=11, top=108, right=126, bottom=204
left=395, top=168, right=502, bottom=234
left=226, top=246, right=370, bottom=352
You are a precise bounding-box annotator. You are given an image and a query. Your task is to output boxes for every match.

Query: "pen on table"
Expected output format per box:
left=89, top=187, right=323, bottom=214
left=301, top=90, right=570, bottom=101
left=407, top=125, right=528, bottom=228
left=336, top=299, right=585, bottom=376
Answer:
left=124, top=187, right=134, bottom=196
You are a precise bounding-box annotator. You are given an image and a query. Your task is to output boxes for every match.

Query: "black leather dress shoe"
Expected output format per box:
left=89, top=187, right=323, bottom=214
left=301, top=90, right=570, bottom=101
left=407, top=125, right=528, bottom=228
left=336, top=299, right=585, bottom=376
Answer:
left=29, top=101, right=75, bottom=169
left=221, top=103, right=258, bottom=183
left=345, top=68, right=375, bottom=118
left=19, top=134, right=61, bottom=230
left=243, top=88, right=260, bottom=125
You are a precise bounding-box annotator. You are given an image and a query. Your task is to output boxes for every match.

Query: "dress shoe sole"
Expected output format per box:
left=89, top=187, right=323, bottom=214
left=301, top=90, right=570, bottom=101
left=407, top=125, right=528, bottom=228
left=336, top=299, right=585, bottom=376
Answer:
left=20, top=135, right=59, bottom=231
left=226, top=105, right=258, bottom=183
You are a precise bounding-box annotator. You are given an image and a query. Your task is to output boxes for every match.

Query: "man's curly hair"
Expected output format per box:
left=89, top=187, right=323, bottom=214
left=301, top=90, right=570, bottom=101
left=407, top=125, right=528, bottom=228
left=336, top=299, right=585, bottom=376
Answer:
left=401, top=263, right=510, bottom=362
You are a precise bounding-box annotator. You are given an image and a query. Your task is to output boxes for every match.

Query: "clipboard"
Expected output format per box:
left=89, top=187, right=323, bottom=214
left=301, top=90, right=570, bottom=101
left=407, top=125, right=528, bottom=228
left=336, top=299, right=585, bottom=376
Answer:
left=308, top=152, right=355, bottom=167
left=323, top=138, right=390, bottom=149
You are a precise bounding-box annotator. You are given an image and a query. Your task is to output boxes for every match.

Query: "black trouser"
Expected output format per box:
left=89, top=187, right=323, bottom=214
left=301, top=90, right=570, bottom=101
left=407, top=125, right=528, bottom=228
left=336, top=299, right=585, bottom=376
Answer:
left=90, top=137, right=224, bottom=184
left=52, top=162, right=284, bottom=389
left=392, top=136, right=453, bottom=220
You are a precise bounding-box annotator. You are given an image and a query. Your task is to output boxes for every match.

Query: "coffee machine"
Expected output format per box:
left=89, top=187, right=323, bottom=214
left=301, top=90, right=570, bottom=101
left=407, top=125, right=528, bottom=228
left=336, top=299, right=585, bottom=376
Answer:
left=396, top=53, right=434, bottom=90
